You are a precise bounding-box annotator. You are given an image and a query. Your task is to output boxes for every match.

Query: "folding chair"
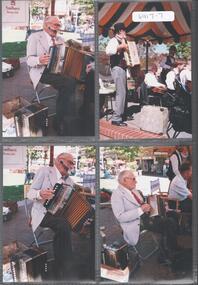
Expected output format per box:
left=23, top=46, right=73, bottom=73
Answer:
left=23, top=184, right=53, bottom=248
left=31, top=83, right=57, bottom=118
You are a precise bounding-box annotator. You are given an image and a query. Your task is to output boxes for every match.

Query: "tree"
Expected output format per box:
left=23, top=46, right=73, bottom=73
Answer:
left=168, top=42, right=191, bottom=60
left=73, top=0, right=94, bottom=15
left=104, top=147, right=140, bottom=162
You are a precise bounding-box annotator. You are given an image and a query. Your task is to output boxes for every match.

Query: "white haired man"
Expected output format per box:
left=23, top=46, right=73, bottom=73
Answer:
left=27, top=152, right=75, bottom=279
left=27, top=16, right=76, bottom=135
left=111, top=170, right=151, bottom=246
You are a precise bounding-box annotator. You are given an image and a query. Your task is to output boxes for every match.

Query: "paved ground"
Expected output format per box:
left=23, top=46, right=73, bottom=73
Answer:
left=100, top=206, right=193, bottom=283
left=3, top=200, right=94, bottom=282
left=3, top=58, right=58, bottom=137
left=100, top=100, right=192, bottom=140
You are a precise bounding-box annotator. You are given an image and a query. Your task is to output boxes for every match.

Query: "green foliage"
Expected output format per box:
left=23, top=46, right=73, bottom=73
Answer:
left=73, top=0, right=94, bottom=14
left=104, top=147, right=140, bottom=162
left=82, top=146, right=96, bottom=158
left=3, top=185, right=24, bottom=201
left=168, top=42, right=191, bottom=60
left=2, top=41, right=27, bottom=58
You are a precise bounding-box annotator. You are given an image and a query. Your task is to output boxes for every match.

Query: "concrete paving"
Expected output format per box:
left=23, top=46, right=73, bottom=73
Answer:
left=3, top=200, right=94, bottom=281
left=100, top=206, right=192, bottom=282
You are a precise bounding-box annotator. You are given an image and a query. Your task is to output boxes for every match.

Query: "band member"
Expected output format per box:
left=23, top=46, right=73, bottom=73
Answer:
left=160, top=45, right=177, bottom=84
left=106, top=23, right=128, bottom=126
left=169, top=162, right=192, bottom=213
left=27, top=153, right=75, bottom=279
left=165, top=62, right=185, bottom=93
left=26, top=16, right=76, bottom=135
left=111, top=170, right=180, bottom=264
left=166, top=146, right=189, bottom=181
left=111, top=170, right=151, bottom=246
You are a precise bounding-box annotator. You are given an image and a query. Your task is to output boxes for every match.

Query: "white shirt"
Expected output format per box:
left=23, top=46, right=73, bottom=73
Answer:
left=180, top=69, right=191, bottom=86
left=106, top=37, right=119, bottom=56
left=170, top=151, right=182, bottom=177
left=166, top=69, right=177, bottom=90
left=44, top=30, right=55, bottom=47
left=169, top=174, right=191, bottom=201
left=144, top=72, right=165, bottom=88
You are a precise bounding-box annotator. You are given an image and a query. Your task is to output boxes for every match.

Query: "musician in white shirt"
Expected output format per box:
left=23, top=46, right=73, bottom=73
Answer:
left=27, top=153, right=75, bottom=279
left=169, top=162, right=192, bottom=212
left=144, top=64, right=166, bottom=88
left=106, top=23, right=128, bottom=126
left=165, top=62, right=184, bottom=92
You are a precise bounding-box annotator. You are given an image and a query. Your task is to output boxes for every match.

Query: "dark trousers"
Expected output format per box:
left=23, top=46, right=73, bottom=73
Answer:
left=40, top=70, right=77, bottom=134
left=40, top=212, right=72, bottom=273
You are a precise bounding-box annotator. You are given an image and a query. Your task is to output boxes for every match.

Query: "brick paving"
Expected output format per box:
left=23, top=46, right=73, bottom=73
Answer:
left=100, top=119, right=165, bottom=140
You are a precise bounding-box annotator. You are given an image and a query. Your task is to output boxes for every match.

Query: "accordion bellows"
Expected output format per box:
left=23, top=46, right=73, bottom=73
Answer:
left=47, top=46, right=93, bottom=82
left=44, top=183, right=94, bottom=232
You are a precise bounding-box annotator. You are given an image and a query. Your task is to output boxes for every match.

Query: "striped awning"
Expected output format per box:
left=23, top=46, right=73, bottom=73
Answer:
left=98, top=1, right=192, bottom=42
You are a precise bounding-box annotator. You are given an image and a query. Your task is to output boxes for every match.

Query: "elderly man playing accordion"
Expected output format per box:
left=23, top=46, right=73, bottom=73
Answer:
left=27, top=153, right=75, bottom=279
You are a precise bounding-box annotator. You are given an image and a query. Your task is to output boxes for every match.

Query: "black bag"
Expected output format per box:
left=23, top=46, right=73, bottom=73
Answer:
left=169, top=107, right=192, bottom=134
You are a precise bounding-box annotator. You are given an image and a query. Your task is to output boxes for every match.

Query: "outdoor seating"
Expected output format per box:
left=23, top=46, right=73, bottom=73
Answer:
left=23, top=184, right=53, bottom=249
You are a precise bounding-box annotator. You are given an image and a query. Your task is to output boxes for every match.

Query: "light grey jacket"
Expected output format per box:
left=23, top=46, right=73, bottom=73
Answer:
left=111, top=185, right=143, bottom=246
left=26, top=30, right=65, bottom=89
left=27, top=166, right=74, bottom=232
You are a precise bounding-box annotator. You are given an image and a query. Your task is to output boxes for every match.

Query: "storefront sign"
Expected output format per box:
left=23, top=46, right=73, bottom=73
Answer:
left=3, top=146, right=26, bottom=169
left=2, top=0, right=29, bottom=26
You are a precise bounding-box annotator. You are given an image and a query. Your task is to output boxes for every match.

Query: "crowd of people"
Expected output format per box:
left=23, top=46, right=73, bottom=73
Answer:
left=102, top=22, right=191, bottom=130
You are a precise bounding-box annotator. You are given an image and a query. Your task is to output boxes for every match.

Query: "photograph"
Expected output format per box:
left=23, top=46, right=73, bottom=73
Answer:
left=3, top=145, right=96, bottom=282
left=2, top=0, right=95, bottom=137
left=100, top=145, right=193, bottom=282
left=98, top=1, right=192, bottom=140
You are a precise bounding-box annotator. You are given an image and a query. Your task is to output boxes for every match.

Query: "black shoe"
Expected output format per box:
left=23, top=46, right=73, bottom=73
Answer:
left=111, top=121, right=127, bottom=126
left=127, top=115, right=134, bottom=121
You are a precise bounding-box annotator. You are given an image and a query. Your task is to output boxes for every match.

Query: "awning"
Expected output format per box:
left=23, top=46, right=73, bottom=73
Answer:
left=98, top=1, right=192, bottom=43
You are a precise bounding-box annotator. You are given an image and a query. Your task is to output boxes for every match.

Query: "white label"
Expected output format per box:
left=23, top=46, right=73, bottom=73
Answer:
left=132, top=11, right=175, bottom=22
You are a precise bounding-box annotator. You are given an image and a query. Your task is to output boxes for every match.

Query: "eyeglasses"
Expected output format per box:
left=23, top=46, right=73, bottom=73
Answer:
left=125, top=177, right=136, bottom=181
left=67, top=160, right=75, bottom=166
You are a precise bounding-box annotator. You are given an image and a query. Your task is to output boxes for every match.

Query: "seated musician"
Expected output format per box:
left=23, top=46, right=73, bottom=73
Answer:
left=169, top=162, right=192, bottom=213
left=26, top=16, right=77, bottom=135
left=27, top=152, right=75, bottom=279
left=165, top=61, right=185, bottom=94
left=111, top=170, right=151, bottom=261
left=143, top=64, right=167, bottom=104
left=111, top=170, right=181, bottom=265
left=105, top=23, right=128, bottom=127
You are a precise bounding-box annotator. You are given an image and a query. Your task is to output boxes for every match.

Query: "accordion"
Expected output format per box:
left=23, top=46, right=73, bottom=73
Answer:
left=14, top=103, right=48, bottom=137
left=102, top=241, right=129, bottom=270
left=124, top=41, right=140, bottom=67
left=44, top=183, right=94, bottom=232
left=147, top=194, right=166, bottom=217
left=47, top=45, right=94, bottom=82
left=10, top=245, right=47, bottom=282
